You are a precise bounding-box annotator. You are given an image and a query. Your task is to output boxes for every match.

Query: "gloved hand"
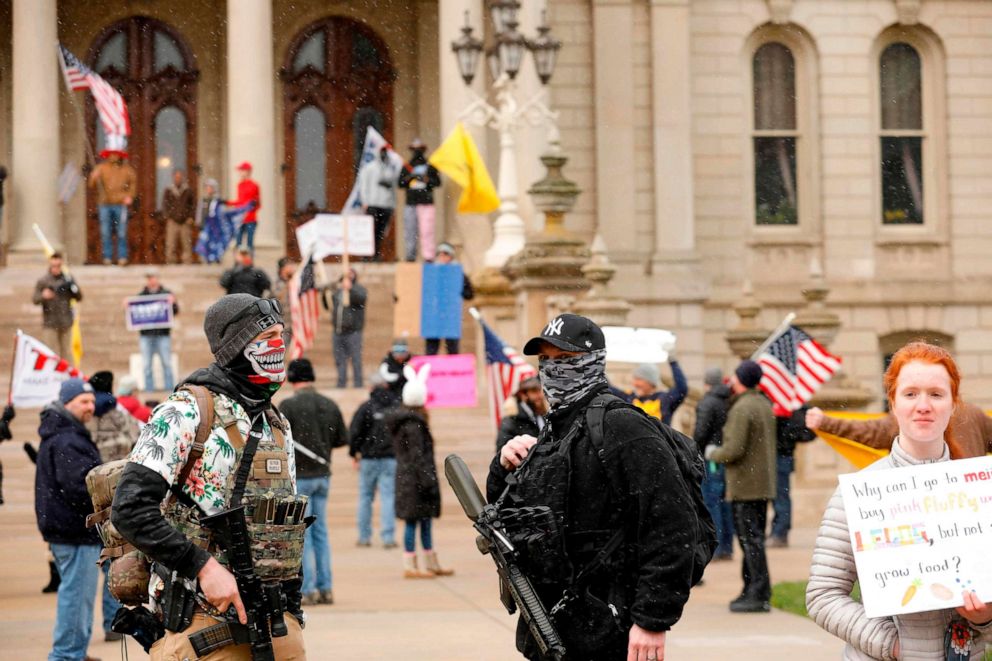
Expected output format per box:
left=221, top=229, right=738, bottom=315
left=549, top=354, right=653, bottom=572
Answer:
left=704, top=445, right=719, bottom=461
left=663, top=338, right=678, bottom=363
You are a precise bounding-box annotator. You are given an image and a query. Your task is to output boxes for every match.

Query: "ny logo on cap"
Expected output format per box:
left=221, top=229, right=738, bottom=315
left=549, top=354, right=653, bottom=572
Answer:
left=544, top=317, right=564, bottom=336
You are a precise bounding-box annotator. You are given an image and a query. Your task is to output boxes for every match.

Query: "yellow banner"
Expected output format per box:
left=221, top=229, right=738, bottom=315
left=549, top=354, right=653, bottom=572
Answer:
left=429, top=123, right=500, bottom=215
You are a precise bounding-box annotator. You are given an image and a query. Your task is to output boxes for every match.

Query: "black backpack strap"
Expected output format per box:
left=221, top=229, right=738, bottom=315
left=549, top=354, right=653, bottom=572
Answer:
left=584, top=393, right=629, bottom=507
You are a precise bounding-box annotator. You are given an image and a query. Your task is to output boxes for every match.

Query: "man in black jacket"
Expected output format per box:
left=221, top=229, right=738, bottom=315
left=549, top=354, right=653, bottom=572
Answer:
left=280, top=359, right=348, bottom=606
left=768, top=406, right=815, bottom=548
left=322, top=268, right=368, bottom=388
left=398, top=138, right=442, bottom=262
left=495, top=375, right=546, bottom=453
left=219, top=248, right=271, bottom=297
left=35, top=379, right=103, bottom=661
left=349, top=373, right=401, bottom=548
left=488, top=314, right=696, bottom=661
left=693, top=368, right=735, bottom=561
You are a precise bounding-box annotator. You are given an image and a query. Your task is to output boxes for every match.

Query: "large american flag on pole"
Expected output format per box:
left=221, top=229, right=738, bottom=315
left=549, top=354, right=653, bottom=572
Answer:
left=288, top=258, right=320, bottom=360
left=58, top=45, right=131, bottom=144
left=478, top=314, right=537, bottom=431
left=757, top=325, right=841, bottom=412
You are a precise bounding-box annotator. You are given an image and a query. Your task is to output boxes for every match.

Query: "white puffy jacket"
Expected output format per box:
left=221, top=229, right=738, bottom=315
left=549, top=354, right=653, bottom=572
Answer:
left=806, top=439, right=992, bottom=660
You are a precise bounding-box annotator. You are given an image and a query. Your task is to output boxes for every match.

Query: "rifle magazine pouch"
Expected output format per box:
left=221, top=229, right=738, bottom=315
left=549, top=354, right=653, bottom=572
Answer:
left=249, top=520, right=305, bottom=580
left=108, top=549, right=152, bottom=605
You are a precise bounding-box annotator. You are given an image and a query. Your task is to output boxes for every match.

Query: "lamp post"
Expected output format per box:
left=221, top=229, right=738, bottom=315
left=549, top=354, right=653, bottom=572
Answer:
left=451, top=4, right=561, bottom=268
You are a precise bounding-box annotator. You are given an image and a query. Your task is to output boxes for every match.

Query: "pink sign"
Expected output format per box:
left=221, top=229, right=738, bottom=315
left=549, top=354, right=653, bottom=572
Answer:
left=409, top=354, right=477, bottom=409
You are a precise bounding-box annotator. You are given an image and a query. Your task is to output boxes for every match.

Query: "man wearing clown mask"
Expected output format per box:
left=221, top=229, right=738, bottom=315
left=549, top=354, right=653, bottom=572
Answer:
left=112, top=294, right=308, bottom=659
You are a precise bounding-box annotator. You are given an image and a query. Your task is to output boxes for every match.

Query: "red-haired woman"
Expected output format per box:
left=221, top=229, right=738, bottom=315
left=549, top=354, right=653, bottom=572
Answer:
left=807, top=342, right=992, bottom=660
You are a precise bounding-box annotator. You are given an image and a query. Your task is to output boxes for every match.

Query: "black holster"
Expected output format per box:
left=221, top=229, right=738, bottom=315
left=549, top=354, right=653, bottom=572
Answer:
left=159, top=568, right=196, bottom=633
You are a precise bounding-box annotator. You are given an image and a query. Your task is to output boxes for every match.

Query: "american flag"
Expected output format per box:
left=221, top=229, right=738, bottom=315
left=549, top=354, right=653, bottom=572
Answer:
left=288, top=258, right=320, bottom=360
left=58, top=45, right=131, bottom=144
left=479, top=316, right=537, bottom=431
left=757, top=325, right=841, bottom=412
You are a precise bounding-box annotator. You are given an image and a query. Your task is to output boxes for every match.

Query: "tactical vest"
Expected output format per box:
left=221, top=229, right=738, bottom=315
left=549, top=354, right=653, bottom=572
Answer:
left=165, top=401, right=304, bottom=584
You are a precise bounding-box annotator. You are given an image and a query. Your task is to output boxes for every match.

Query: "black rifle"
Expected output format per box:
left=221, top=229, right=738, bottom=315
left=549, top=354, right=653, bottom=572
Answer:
left=444, top=454, right=567, bottom=661
left=200, top=505, right=288, bottom=661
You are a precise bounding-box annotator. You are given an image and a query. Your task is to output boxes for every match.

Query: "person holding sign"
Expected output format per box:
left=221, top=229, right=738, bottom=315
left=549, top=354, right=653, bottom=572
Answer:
left=807, top=342, right=992, bottom=660
left=136, top=269, right=178, bottom=392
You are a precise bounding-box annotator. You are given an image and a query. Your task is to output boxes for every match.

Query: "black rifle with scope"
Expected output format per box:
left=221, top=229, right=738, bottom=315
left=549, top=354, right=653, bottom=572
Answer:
left=200, top=505, right=288, bottom=661
left=444, top=454, right=567, bottom=661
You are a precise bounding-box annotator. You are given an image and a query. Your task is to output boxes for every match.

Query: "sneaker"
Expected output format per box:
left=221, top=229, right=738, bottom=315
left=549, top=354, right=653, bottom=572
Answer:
left=102, top=259, right=112, bottom=265
left=729, top=597, right=771, bottom=613
left=318, top=589, right=334, bottom=605
left=383, top=541, right=398, bottom=550
left=303, top=591, right=320, bottom=606
left=104, top=631, right=123, bottom=642
left=356, top=539, right=371, bottom=547
left=767, top=536, right=789, bottom=548
left=118, top=259, right=128, bottom=266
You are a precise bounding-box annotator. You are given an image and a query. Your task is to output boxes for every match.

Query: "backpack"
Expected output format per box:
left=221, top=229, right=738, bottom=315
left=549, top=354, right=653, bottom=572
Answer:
left=584, top=393, right=717, bottom=587
left=85, top=385, right=217, bottom=605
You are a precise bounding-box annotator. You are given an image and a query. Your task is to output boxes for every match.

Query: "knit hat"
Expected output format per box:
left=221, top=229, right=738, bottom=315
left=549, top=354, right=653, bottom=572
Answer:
left=204, top=178, right=219, bottom=190
left=287, top=358, right=316, bottom=384
left=60, top=378, right=94, bottom=404
left=704, top=367, right=723, bottom=387
left=89, top=371, right=114, bottom=394
left=735, top=360, right=764, bottom=389
left=631, top=363, right=660, bottom=387
left=117, top=375, right=139, bottom=396
left=204, top=294, right=284, bottom=366
left=436, top=242, right=455, bottom=256
left=391, top=338, right=410, bottom=354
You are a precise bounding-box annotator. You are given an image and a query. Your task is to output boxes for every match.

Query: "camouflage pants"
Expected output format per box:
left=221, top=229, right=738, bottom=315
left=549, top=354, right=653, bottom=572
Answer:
left=149, top=612, right=306, bottom=660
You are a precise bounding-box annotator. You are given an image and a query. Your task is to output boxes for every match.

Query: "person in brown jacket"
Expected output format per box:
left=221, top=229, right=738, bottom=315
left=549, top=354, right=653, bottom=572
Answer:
left=88, top=149, right=137, bottom=265
left=32, top=252, right=82, bottom=358
left=805, top=402, right=992, bottom=459
left=161, top=169, right=196, bottom=264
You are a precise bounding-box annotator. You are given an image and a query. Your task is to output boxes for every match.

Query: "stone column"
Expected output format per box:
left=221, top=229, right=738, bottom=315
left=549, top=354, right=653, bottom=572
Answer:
left=9, top=0, right=60, bottom=253
left=227, top=0, right=279, bottom=254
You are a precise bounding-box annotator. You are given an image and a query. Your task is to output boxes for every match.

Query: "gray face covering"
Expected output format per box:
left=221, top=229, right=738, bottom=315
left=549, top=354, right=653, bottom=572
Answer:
left=539, top=349, right=608, bottom=410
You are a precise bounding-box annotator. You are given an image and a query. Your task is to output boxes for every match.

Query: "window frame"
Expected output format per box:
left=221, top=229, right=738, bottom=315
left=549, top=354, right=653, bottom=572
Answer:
left=871, top=26, right=948, bottom=244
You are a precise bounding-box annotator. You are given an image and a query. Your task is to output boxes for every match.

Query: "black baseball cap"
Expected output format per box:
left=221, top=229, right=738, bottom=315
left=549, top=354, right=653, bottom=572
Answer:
left=523, top=313, right=606, bottom=355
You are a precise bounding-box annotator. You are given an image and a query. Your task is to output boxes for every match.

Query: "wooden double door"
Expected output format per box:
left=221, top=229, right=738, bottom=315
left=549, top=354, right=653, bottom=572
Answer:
left=85, top=16, right=198, bottom=264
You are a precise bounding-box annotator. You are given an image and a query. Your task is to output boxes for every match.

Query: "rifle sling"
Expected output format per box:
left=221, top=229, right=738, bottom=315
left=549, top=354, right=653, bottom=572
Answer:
left=230, top=414, right=266, bottom=508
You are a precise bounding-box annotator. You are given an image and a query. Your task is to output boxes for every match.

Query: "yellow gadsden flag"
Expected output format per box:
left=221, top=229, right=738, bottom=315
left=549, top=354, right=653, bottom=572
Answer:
left=429, top=122, right=500, bottom=214
left=816, top=411, right=889, bottom=469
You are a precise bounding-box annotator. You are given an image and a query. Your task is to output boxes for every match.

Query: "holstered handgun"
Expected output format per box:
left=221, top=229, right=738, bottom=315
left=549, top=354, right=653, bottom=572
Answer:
left=160, top=568, right=196, bottom=633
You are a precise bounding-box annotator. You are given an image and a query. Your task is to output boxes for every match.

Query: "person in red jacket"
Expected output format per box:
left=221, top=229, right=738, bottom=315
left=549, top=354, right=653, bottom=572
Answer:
left=228, top=161, right=261, bottom=255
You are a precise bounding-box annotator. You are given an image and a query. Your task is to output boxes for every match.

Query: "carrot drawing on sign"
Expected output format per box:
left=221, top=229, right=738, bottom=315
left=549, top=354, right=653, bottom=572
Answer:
left=902, top=579, right=923, bottom=606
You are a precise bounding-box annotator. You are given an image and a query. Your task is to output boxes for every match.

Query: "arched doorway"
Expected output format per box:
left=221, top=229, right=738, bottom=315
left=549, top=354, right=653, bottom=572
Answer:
left=281, top=17, right=396, bottom=260
left=85, top=17, right=198, bottom=264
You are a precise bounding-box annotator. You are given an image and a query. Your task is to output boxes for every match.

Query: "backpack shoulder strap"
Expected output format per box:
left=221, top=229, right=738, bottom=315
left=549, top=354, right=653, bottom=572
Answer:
left=165, top=386, right=215, bottom=506
left=584, top=393, right=631, bottom=509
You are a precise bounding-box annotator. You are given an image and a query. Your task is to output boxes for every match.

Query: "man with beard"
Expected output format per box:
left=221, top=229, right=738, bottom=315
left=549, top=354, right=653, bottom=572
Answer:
left=495, top=375, right=547, bottom=453
left=487, top=313, right=698, bottom=661
left=112, top=294, right=307, bottom=659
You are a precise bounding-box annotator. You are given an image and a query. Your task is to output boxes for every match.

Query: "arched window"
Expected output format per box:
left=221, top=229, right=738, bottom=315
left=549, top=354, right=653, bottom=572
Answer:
left=752, top=42, right=798, bottom=225
left=294, top=106, right=327, bottom=209
left=879, top=43, right=923, bottom=224
left=154, top=106, right=188, bottom=208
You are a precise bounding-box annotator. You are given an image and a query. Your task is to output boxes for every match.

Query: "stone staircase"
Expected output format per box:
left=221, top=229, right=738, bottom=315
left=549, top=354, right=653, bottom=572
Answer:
left=0, top=261, right=477, bottom=393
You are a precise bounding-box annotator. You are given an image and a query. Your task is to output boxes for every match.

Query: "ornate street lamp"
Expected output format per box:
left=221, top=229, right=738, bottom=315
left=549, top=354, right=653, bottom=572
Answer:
left=451, top=12, right=483, bottom=86
left=528, top=13, right=561, bottom=85
left=489, top=0, right=520, bottom=35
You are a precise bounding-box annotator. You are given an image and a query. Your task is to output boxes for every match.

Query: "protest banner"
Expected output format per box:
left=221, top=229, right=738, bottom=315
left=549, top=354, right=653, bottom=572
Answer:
left=125, top=294, right=174, bottom=331
left=393, top=263, right=463, bottom=340
left=9, top=330, right=82, bottom=408
left=602, top=326, right=676, bottom=364
left=839, top=455, right=992, bottom=618
left=408, top=354, right=477, bottom=409
left=295, top=214, right=375, bottom=260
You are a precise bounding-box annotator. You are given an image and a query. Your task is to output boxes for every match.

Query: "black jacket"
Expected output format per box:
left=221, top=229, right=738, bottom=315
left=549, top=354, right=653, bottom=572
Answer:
left=692, top=384, right=732, bottom=456
left=349, top=388, right=400, bottom=459
left=35, top=404, right=102, bottom=546
left=220, top=264, right=271, bottom=297
left=388, top=407, right=441, bottom=521
left=776, top=406, right=816, bottom=457
left=279, top=386, right=348, bottom=479
left=487, top=387, right=696, bottom=658
left=398, top=154, right=441, bottom=206
left=322, top=279, right=368, bottom=334
left=495, top=401, right=542, bottom=453
left=379, top=353, right=411, bottom=396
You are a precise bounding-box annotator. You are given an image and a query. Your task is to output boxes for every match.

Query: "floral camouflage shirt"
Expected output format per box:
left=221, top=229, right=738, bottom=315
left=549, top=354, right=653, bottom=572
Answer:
left=128, top=389, right=297, bottom=515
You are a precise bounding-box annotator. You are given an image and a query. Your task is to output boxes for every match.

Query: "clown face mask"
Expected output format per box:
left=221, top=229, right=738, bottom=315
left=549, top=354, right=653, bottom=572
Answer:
left=242, top=337, right=287, bottom=384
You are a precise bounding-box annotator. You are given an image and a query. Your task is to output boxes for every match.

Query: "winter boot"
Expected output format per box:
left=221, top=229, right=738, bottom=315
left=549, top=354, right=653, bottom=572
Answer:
left=42, top=560, right=60, bottom=593
left=403, top=553, right=434, bottom=579
left=423, top=550, right=454, bottom=577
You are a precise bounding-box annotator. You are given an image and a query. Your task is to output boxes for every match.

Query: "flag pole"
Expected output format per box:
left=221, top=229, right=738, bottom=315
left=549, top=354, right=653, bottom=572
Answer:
left=7, top=331, right=19, bottom=406
left=749, top=312, right=796, bottom=360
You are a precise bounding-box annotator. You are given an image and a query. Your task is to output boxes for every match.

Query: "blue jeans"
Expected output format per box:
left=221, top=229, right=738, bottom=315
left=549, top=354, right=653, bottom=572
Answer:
left=139, top=334, right=175, bottom=391
left=98, top=204, right=128, bottom=261
left=702, top=462, right=735, bottom=556
left=49, top=543, right=100, bottom=661
left=357, top=458, right=396, bottom=544
left=101, top=562, right=121, bottom=633
left=297, top=476, right=332, bottom=593
left=333, top=331, right=363, bottom=388
left=237, top=222, right=257, bottom=254
left=771, top=454, right=794, bottom=539
left=403, top=518, right=433, bottom=553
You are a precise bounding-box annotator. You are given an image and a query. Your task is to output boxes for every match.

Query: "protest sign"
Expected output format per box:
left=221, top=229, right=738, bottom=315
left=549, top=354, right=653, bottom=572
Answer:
left=295, top=214, right=375, bottom=260
left=602, top=326, right=676, bottom=364
left=125, top=294, right=174, bottom=331
left=408, top=354, right=477, bottom=409
left=839, top=455, right=992, bottom=618
left=10, top=330, right=82, bottom=408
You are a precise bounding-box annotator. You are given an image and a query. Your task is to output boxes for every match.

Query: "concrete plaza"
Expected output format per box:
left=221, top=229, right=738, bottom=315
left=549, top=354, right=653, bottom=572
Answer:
left=0, top=390, right=844, bottom=660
